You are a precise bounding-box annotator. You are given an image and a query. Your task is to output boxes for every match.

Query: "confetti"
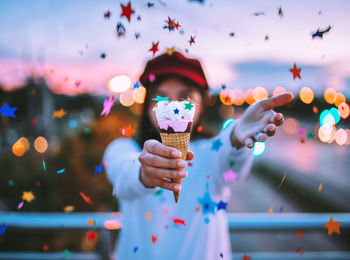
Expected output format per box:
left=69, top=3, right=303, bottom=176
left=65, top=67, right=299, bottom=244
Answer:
left=278, top=6, right=283, bottom=17
left=198, top=191, right=217, bottom=215
left=22, top=191, right=35, bottom=203
left=173, top=218, right=186, bottom=226
left=268, top=206, right=273, bottom=214
left=211, top=139, right=223, bottom=151
left=53, top=108, right=67, bottom=118
left=252, top=12, right=265, bottom=16
left=116, top=22, right=126, bottom=37
left=242, top=254, right=252, bottom=260
left=289, top=63, right=302, bottom=80
left=87, top=230, right=97, bottom=241
left=297, top=230, right=304, bottom=238
left=80, top=192, right=93, bottom=205
left=312, top=25, right=332, bottom=39
left=104, top=10, right=111, bottom=19
left=188, top=162, right=193, bottom=167
left=100, top=53, right=106, bottom=59
left=75, top=80, right=81, bottom=88
left=0, top=224, right=8, bottom=235
left=151, top=235, right=157, bottom=244
left=64, top=249, right=71, bottom=259
left=100, top=96, right=115, bottom=116
left=152, top=96, right=169, bottom=102
left=166, top=47, right=175, bottom=55
left=163, top=17, right=180, bottom=31
left=184, top=102, right=194, bottom=110
left=189, top=35, right=196, bottom=45
left=296, top=247, right=304, bottom=256
left=217, top=200, right=227, bottom=211
left=57, top=168, right=66, bottom=174
left=43, top=160, right=46, bottom=172
left=318, top=183, right=323, bottom=192
left=120, top=2, right=135, bottom=22
left=133, top=246, right=139, bottom=253
left=223, top=169, right=238, bottom=183
left=220, top=252, right=223, bottom=258
left=135, top=32, right=140, bottom=39
left=146, top=211, right=152, bottom=220
left=17, top=201, right=24, bottom=210
left=149, top=41, right=159, bottom=56
left=324, top=217, right=341, bottom=235
left=278, top=172, right=287, bottom=189
left=146, top=2, right=154, bottom=8
left=88, top=218, right=95, bottom=227
left=0, top=103, right=17, bottom=118
left=94, top=164, right=102, bottom=175
left=64, top=205, right=75, bottom=212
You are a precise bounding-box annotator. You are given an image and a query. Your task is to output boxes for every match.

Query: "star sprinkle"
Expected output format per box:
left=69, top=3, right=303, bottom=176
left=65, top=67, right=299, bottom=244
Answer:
left=146, top=211, right=152, bottom=220
left=166, top=47, right=175, bottom=55
left=94, top=163, right=102, bottom=175
left=17, top=201, right=24, bottom=210
left=0, top=224, right=8, bottom=235
left=173, top=218, right=186, bottom=226
left=278, top=172, right=287, bottom=189
left=0, top=103, right=17, bottom=118
left=63, top=205, right=75, bottom=213
left=230, top=159, right=235, bottom=168
left=152, top=96, right=169, bottom=102
left=146, top=2, right=154, bottom=8
left=223, top=169, right=238, bottom=183
left=220, top=252, right=223, bottom=258
left=87, top=230, right=97, bottom=241
left=174, top=108, right=179, bottom=114
left=151, top=235, right=157, bottom=244
left=324, top=217, right=341, bottom=235
left=64, top=249, right=71, bottom=259
left=53, top=108, right=66, bottom=118
left=217, top=200, right=227, bottom=211
left=116, top=22, right=126, bottom=37
left=211, top=139, right=223, bottom=151
left=252, top=12, right=265, bottom=16
left=184, top=102, right=194, bottom=110
left=307, top=131, right=315, bottom=140
left=43, top=160, right=46, bottom=172
left=100, top=53, right=106, bottom=59
left=104, top=10, right=111, bottom=19
left=75, top=80, right=81, bottom=88
left=100, top=96, right=115, bottom=116
left=164, top=17, right=180, bottom=31
left=22, top=191, right=35, bottom=203
left=80, top=192, right=93, bottom=205
left=149, top=41, right=159, bottom=56
left=278, top=6, right=283, bottom=17
left=242, top=254, right=252, bottom=260
left=135, top=32, right=140, bottom=39
left=120, top=2, right=134, bottom=22
left=57, top=168, right=66, bottom=174
left=189, top=36, right=196, bottom=45
left=289, top=63, right=301, bottom=80
left=312, top=25, right=332, bottom=39
left=318, top=183, right=323, bottom=192
left=297, top=230, right=304, bottom=238
left=88, top=218, right=95, bottom=227
left=198, top=191, right=217, bottom=215
left=133, top=246, right=139, bottom=253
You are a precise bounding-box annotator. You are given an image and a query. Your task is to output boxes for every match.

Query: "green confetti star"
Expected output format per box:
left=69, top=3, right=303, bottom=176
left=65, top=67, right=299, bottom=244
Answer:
left=152, top=96, right=170, bottom=102
left=184, top=102, right=194, bottom=110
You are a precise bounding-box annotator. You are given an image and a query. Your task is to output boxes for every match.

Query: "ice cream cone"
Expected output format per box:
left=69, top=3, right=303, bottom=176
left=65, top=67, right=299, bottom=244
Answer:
left=160, top=132, right=190, bottom=203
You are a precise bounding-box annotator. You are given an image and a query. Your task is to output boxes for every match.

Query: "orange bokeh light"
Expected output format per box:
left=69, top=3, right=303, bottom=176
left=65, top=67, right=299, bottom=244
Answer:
left=244, top=89, right=255, bottom=105
left=273, top=86, right=287, bottom=97
left=283, top=118, right=299, bottom=135
left=120, top=90, right=135, bottom=107
left=132, top=86, right=146, bottom=104
left=34, top=136, right=48, bottom=153
left=299, top=87, right=314, bottom=104
left=338, top=102, right=350, bottom=119
left=232, top=89, right=245, bottom=106
left=12, top=141, right=26, bottom=157
left=324, top=88, right=336, bottom=104
left=253, top=86, right=268, bottom=102
left=219, top=89, right=235, bottom=105
left=334, top=92, right=346, bottom=107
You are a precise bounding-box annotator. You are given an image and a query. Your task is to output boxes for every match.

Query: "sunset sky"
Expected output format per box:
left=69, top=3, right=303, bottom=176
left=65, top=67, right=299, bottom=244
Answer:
left=0, top=0, right=349, bottom=96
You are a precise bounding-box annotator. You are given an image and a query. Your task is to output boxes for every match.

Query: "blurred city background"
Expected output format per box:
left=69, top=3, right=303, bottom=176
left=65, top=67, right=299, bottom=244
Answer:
left=0, top=0, right=349, bottom=259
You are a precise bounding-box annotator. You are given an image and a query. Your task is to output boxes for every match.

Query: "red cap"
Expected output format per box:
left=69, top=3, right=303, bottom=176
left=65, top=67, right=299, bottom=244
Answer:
left=139, top=51, right=208, bottom=90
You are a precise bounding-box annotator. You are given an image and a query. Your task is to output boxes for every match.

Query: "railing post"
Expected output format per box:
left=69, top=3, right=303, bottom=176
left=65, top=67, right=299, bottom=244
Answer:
left=100, top=229, right=112, bottom=260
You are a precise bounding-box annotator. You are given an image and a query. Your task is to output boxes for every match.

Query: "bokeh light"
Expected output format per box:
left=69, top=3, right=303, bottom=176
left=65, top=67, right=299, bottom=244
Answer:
left=335, top=129, right=347, bottom=145
left=219, top=88, right=235, bottom=105
left=283, top=118, right=299, bottom=135
left=222, top=118, right=234, bottom=129
left=253, top=142, right=266, bottom=156
left=34, top=136, right=48, bottom=153
left=334, top=92, right=346, bottom=107
left=132, top=86, right=146, bottom=104
left=318, top=126, right=334, bottom=143
left=232, top=89, right=245, bottom=106
left=108, top=75, right=132, bottom=93
left=253, top=86, right=268, bottom=102
left=299, top=87, right=314, bottom=104
left=219, top=104, right=234, bottom=119
left=329, top=107, right=340, bottom=125
left=345, top=129, right=350, bottom=146
left=273, top=86, right=287, bottom=97
left=324, top=88, right=336, bottom=104
left=18, top=137, right=30, bottom=152
left=12, top=141, right=26, bottom=157
left=104, top=220, right=121, bottom=230
left=244, top=89, right=255, bottom=105
left=119, top=90, right=135, bottom=107
left=338, top=102, right=350, bottom=119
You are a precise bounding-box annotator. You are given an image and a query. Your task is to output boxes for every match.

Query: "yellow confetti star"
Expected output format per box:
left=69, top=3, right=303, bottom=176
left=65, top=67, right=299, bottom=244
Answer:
left=88, top=218, right=95, bottom=227
left=324, top=217, right=341, bottom=235
left=53, top=108, right=67, bottom=118
left=166, top=47, right=175, bottom=56
left=63, top=205, right=75, bottom=212
left=268, top=206, right=273, bottom=214
left=318, top=183, right=323, bottom=192
left=195, top=205, right=201, bottom=212
left=22, top=191, right=35, bottom=203
left=146, top=211, right=152, bottom=220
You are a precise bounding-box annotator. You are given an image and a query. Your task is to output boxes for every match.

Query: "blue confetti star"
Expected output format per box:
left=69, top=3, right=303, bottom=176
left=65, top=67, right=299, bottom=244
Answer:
left=94, top=163, right=102, bottom=175
left=0, top=103, right=17, bottom=118
left=174, top=108, right=179, bottom=114
left=57, top=168, right=66, bottom=174
left=211, top=139, right=223, bottom=151
left=0, top=223, right=8, bottom=235
left=133, top=81, right=140, bottom=89
left=152, top=96, right=170, bottom=102
left=133, top=246, right=139, bottom=253
left=198, top=191, right=217, bottom=215
left=220, top=252, right=224, bottom=258
left=217, top=200, right=227, bottom=211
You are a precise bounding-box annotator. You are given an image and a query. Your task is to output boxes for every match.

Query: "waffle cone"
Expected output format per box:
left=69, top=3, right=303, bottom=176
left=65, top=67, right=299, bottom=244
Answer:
left=160, top=132, right=190, bottom=203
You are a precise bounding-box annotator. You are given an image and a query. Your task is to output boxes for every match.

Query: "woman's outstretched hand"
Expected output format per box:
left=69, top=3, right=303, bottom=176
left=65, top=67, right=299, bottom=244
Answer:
left=232, top=93, right=293, bottom=149
left=138, top=139, right=194, bottom=192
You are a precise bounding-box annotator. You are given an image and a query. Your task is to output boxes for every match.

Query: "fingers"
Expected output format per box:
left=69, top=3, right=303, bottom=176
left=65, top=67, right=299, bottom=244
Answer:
left=244, top=137, right=254, bottom=148
left=144, top=139, right=182, bottom=158
left=253, top=131, right=268, bottom=142
left=259, top=93, right=293, bottom=111
left=140, top=153, right=186, bottom=169
left=186, top=151, right=194, bottom=161
left=143, top=165, right=187, bottom=179
left=263, top=124, right=276, bottom=136
left=156, top=178, right=182, bottom=192
left=273, top=113, right=284, bottom=126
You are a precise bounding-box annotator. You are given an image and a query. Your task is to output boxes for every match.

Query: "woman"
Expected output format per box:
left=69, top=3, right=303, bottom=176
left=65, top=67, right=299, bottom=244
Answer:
left=103, top=51, right=292, bottom=260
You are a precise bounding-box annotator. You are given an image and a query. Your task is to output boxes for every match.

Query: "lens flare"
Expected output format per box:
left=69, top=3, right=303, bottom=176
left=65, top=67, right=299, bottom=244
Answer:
left=253, top=142, right=266, bottom=156
left=108, top=75, right=132, bottom=93
left=119, top=91, right=135, bottom=107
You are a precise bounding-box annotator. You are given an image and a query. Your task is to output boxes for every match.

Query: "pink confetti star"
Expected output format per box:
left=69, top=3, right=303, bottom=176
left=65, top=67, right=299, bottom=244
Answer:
left=223, top=169, right=238, bottom=183
left=100, top=96, right=115, bottom=116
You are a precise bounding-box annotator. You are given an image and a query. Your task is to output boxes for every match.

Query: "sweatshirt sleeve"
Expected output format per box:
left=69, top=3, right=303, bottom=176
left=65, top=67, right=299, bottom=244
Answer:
left=204, top=120, right=254, bottom=191
left=103, top=138, right=160, bottom=200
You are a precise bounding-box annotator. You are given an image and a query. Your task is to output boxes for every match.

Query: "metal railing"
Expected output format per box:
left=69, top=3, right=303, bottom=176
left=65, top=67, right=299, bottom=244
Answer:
left=1, top=212, right=350, bottom=259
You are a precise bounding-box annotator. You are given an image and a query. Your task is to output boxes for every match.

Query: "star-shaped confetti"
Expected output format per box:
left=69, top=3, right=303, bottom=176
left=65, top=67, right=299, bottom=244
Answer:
left=198, top=191, right=217, bottom=215
left=87, top=230, right=97, bottom=241
left=0, top=224, right=8, bottom=235
left=120, top=2, right=134, bottom=22
left=22, top=191, right=35, bottom=203
left=57, top=168, right=66, bottom=174
left=104, top=10, right=111, bottom=19
left=100, top=53, right=106, bottom=59
left=135, top=32, right=140, bottom=39
left=116, top=22, right=126, bottom=37
left=0, top=103, right=17, bottom=118
left=133, top=246, right=139, bottom=253
left=53, top=108, right=66, bottom=118
left=289, top=63, right=301, bottom=80
left=211, top=139, right=223, bottom=151
left=80, top=192, right=93, bottom=205
left=312, top=25, right=332, bottom=39
left=152, top=96, right=169, bottom=102
left=318, top=183, right=323, bottom=192
left=223, top=169, right=238, bottom=183
left=307, top=131, right=315, bottom=140
left=147, top=2, right=154, bottom=8
left=94, top=163, right=102, bottom=175
left=164, top=17, right=180, bottom=31
left=189, top=35, right=196, bottom=45
left=324, top=217, right=341, bottom=235
left=88, top=218, right=95, bottom=227
left=174, top=108, right=179, bottom=114
left=166, top=47, right=175, bottom=55
left=149, top=41, right=159, bottom=56
left=100, top=96, right=115, bottom=116
left=173, top=218, right=186, bottom=226
left=184, top=102, right=194, bottom=110
left=217, top=200, right=227, bottom=211
left=151, top=235, right=157, bottom=244
left=146, top=211, right=152, bottom=220
left=242, top=254, right=252, bottom=260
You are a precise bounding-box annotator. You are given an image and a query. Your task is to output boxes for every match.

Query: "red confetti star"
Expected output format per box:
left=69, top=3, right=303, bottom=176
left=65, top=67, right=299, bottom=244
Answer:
left=297, top=230, right=304, bottom=238
left=324, top=217, right=341, bottom=235
left=289, top=63, right=301, bottom=80
left=149, top=41, right=159, bottom=56
left=80, top=192, right=93, bottom=205
left=151, top=235, right=157, bottom=244
left=87, top=230, right=97, bottom=241
left=242, top=254, right=251, bottom=260
left=173, top=218, right=186, bottom=226
left=120, top=2, right=135, bottom=22
left=104, top=10, right=111, bottom=19
left=189, top=35, right=196, bottom=45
